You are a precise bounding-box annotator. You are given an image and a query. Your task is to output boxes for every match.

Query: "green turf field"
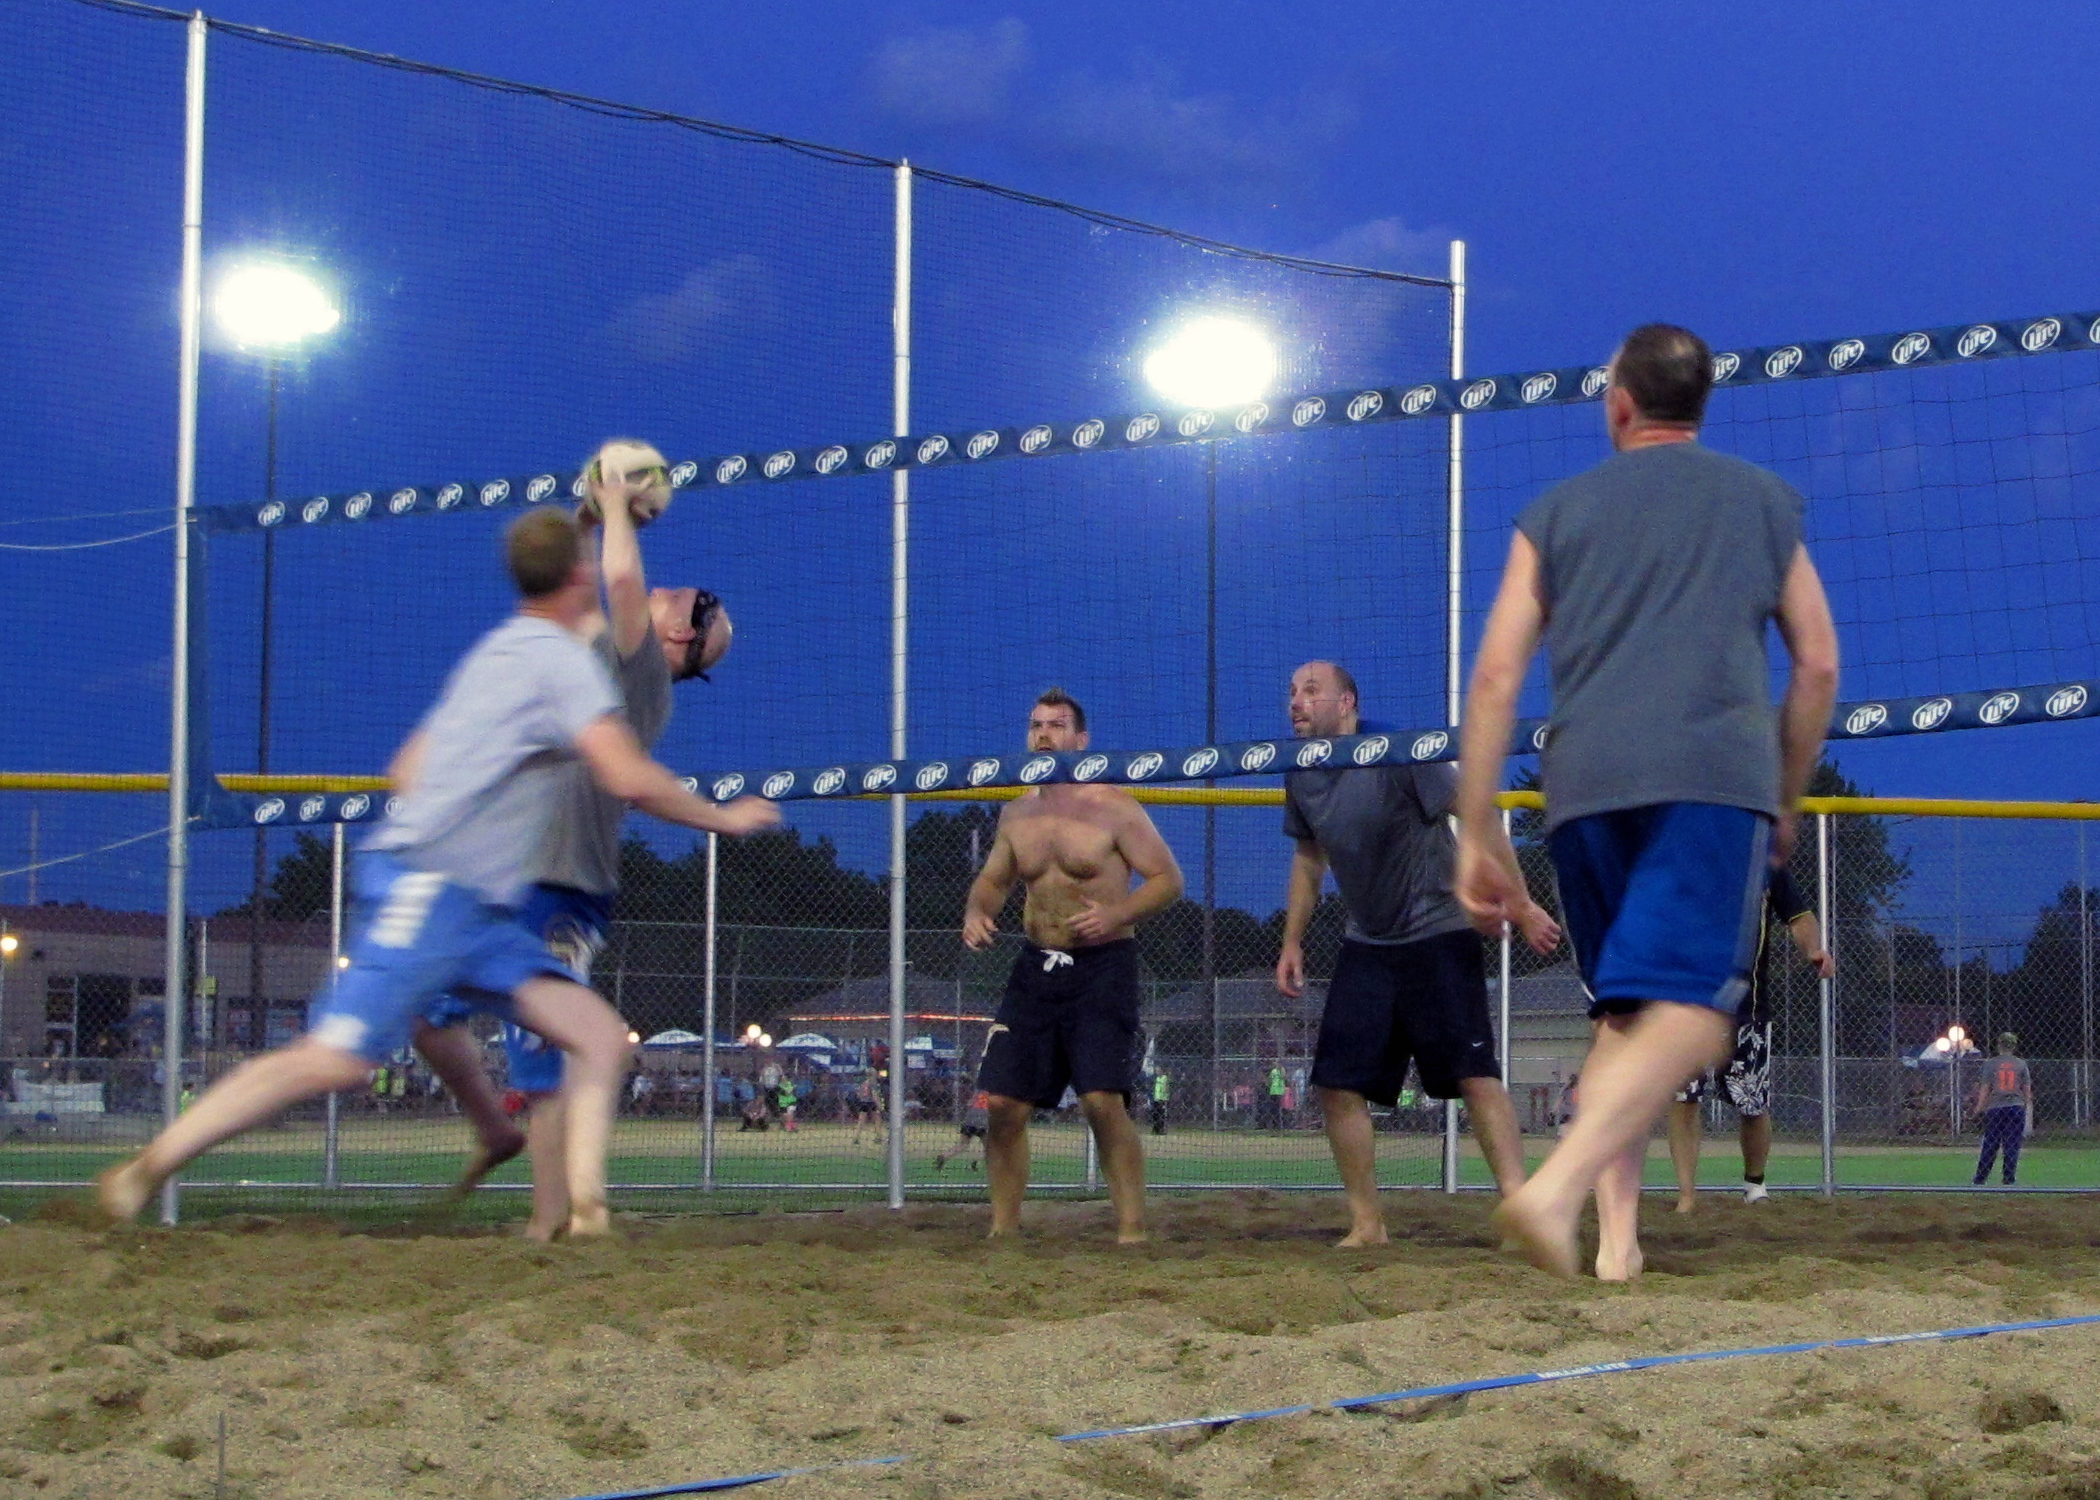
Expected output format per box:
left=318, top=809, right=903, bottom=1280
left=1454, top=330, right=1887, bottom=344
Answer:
left=6, top=1114, right=2097, bottom=1224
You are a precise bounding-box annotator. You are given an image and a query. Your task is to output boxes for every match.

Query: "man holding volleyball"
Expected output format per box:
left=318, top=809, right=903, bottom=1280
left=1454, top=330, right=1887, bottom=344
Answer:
left=418, top=440, right=735, bottom=1239
left=99, top=504, right=777, bottom=1235
left=1454, top=323, right=1839, bottom=1280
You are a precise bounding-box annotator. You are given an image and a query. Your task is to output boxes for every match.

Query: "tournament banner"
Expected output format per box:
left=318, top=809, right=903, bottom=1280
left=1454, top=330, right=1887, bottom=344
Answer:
left=196, top=310, right=2100, bottom=537
left=193, top=680, right=2100, bottom=827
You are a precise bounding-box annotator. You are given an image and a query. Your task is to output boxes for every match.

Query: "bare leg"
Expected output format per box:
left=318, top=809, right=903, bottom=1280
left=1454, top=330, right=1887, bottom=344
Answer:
left=509, top=977, right=634, bottom=1239
left=1319, top=1087, right=1386, bottom=1246
left=98, top=1040, right=370, bottom=1222
left=522, top=1092, right=570, bottom=1241
left=1458, top=1076, right=1529, bottom=1196
left=1593, top=1132, right=1648, bottom=1281
left=984, top=1095, right=1032, bottom=1237
left=1080, top=1092, right=1147, bottom=1244
left=413, top=1021, right=525, bottom=1200
left=1740, top=1111, right=1771, bottom=1180
left=1668, top=1098, right=1702, bottom=1213
left=1493, top=1004, right=1730, bottom=1277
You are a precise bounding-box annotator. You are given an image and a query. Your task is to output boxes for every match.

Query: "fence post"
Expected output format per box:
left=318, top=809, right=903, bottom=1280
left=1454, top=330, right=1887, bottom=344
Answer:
left=885, top=159, right=912, bottom=1211
left=324, top=821, right=343, bottom=1189
left=160, top=9, right=209, bottom=1229
left=702, top=832, right=718, bottom=1193
left=2080, top=820, right=2091, bottom=1131
left=1818, top=811, right=1836, bottom=1198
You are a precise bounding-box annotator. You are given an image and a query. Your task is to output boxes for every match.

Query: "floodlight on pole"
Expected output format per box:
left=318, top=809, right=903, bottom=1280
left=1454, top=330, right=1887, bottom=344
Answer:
left=0, top=933, right=17, bottom=957
left=212, top=262, right=340, bottom=349
left=1142, top=316, right=1278, bottom=409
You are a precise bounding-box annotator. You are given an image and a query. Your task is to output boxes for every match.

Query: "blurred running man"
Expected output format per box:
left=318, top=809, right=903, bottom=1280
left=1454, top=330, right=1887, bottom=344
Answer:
left=962, top=689, right=1184, bottom=1243
left=1668, top=866, right=1832, bottom=1209
left=935, top=1090, right=990, bottom=1171
left=1970, top=1032, right=2033, bottom=1186
left=98, top=507, right=777, bottom=1233
left=417, top=440, right=734, bottom=1239
left=1455, top=324, right=1839, bottom=1280
left=1276, top=661, right=1558, bottom=1247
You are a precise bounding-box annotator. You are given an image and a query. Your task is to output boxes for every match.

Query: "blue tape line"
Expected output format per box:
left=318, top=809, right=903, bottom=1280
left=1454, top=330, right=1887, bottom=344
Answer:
left=555, top=1454, right=904, bottom=1499
left=1056, top=1311, right=2100, bottom=1442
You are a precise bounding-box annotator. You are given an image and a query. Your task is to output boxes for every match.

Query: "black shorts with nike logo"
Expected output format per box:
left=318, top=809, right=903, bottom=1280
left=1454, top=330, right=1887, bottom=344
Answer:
left=978, top=939, right=1142, bottom=1108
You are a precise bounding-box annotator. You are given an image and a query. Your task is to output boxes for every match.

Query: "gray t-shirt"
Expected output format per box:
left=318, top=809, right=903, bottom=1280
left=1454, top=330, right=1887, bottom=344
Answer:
left=365, top=615, right=620, bottom=906
left=532, top=628, right=673, bottom=896
left=1516, top=443, right=1803, bottom=831
left=1282, top=761, right=1470, bottom=946
left=1982, top=1055, right=2030, bottom=1112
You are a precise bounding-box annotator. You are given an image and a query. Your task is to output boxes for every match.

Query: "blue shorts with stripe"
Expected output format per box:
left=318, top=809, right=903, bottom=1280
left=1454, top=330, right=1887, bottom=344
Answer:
left=1547, top=803, right=1771, bottom=1018
left=422, top=884, right=612, bottom=1094
left=306, top=854, right=582, bottom=1065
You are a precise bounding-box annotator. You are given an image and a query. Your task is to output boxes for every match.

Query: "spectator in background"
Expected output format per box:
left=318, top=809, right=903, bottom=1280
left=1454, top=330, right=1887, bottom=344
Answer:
left=1971, top=1032, right=2033, bottom=1186
left=1149, top=1069, right=1170, bottom=1136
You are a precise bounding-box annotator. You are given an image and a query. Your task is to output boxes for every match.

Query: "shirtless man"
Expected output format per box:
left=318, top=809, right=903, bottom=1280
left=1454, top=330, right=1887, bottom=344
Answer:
left=961, top=689, right=1185, bottom=1243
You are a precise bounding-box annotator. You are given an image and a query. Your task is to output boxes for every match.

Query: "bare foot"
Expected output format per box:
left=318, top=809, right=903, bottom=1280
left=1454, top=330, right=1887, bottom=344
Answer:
left=1115, top=1227, right=1148, bottom=1246
left=985, top=1225, right=1021, bottom=1242
left=1673, top=1196, right=1696, bottom=1215
left=95, top=1160, right=156, bottom=1225
left=523, top=1218, right=567, bottom=1244
left=441, top=1128, right=526, bottom=1206
left=1491, top=1195, right=1579, bottom=1278
left=1595, top=1248, right=1644, bottom=1283
left=1335, top=1224, right=1389, bottom=1249
left=565, top=1201, right=612, bottom=1239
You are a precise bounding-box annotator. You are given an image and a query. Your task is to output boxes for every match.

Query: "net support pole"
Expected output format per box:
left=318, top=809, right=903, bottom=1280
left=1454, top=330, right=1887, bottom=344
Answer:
left=1817, top=812, right=1836, bottom=1198
left=886, top=160, right=912, bottom=1211
left=324, top=821, right=344, bottom=1189
left=1440, top=239, right=1466, bottom=1196
left=2079, top=821, right=2090, bottom=1131
left=702, top=831, right=718, bottom=1192
left=160, top=10, right=208, bottom=1229
left=1498, top=807, right=1513, bottom=1085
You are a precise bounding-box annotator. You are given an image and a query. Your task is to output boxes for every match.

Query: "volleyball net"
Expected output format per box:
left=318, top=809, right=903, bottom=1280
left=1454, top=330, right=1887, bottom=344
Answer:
left=5, top=0, right=2100, bottom=1215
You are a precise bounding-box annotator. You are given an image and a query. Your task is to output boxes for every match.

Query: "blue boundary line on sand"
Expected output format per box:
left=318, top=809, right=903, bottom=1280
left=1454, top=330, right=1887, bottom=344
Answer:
left=558, top=1314, right=2100, bottom=1493
left=557, top=1455, right=904, bottom=1498
left=1056, top=1311, right=2100, bottom=1441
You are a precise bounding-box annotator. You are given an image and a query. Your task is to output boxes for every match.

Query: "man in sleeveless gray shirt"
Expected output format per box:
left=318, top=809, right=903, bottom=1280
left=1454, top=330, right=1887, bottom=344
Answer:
left=419, top=440, right=735, bottom=1238
left=100, top=506, right=776, bottom=1234
left=1275, top=660, right=1559, bottom=1245
left=1454, top=324, right=1840, bottom=1279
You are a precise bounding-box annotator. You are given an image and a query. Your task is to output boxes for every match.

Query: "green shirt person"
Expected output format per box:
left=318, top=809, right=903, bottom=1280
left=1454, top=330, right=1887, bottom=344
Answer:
left=1268, top=1066, right=1286, bottom=1097
left=1152, top=1072, right=1171, bottom=1104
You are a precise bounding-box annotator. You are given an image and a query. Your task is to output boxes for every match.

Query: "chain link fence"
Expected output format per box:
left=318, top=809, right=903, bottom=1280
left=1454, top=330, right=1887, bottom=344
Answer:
left=6, top=799, right=2100, bottom=1217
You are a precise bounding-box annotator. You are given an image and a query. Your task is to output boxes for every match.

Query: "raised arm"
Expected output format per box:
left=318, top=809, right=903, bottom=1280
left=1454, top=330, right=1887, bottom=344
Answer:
left=962, top=820, right=1020, bottom=949
left=1454, top=532, right=1547, bottom=935
left=1276, top=839, right=1326, bottom=998
left=572, top=716, right=778, bottom=837
left=1068, top=799, right=1186, bottom=943
left=1772, top=543, right=1841, bottom=862
left=591, top=473, right=654, bottom=661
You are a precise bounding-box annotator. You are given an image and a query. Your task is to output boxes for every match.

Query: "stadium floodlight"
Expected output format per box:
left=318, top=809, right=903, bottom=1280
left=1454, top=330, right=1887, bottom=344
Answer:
left=0, top=933, right=16, bottom=956
left=1932, top=1036, right=1952, bottom=1053
left=212, top=262, right=341, bottom=349
left=627, top=1030, right=641, bottom=1045
left=1143, top=316, right=1278, bottom=409
left=744, top=1023, right=762, bottom=1041
left=758, top=1033, right=774, bottom=1049
left=1948, top=1025, right=1967, bottom=1044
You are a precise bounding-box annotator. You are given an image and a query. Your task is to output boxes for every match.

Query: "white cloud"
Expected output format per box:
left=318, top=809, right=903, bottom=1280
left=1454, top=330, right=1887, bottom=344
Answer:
left=1306, top=216, right=1450, bottom=277
left=870, top=17, right=1031, bottom=126
left=603, top=255, right=778, bottom=365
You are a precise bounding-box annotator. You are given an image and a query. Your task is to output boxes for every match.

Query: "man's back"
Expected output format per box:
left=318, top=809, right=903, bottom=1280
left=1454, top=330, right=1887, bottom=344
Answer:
left=532, top=629, right=674, bottom=897
left=366, top=615, right=618, bottom=905
left=1518, top=442, right=1802, bottom=829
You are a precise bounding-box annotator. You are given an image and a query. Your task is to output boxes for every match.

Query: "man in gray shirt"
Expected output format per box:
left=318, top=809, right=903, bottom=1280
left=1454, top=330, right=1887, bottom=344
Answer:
left=417, top=440, right=735, bottom=1237
left=1276, top=661, right=1558, bottom=1246
left=1970, top=1032, right=2033, bottom=1186
left=1455, top=324, right=1840, bottom=1279
left=99, top=506, right=777, bottom=1234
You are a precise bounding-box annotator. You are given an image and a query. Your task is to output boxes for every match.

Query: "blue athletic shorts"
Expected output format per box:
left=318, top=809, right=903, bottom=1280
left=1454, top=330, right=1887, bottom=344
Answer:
left=306, top=854, right=582, bottom=1064
left=422, top=885, right=612, bottom=1094
left=1547, top=803, right=1771, bottom=1017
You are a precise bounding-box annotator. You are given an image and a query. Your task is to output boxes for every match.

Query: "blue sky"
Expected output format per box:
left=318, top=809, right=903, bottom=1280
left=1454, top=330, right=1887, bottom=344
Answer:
left=2, top=0, right=2096, bottom=936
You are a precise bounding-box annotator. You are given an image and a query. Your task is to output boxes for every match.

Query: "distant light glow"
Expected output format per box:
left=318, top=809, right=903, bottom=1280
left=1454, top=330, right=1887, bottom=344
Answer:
left=627, top=1031, right=641, bottom=1045
left=1948, top=1025, right=1967, bottom=1043
left=758, top=1033, right=774, bottom=1049
left=0, top=933, right=17, bottom=956
left=1932, top=1036, right=1952, bottom=1053
left=1143, top=316, right=1278, bottom=408
left=744, top=1023, right=762, bottom=1040
left=334, top=955, right=349, bottom=970
left=213, top=262, right=340, bottom=349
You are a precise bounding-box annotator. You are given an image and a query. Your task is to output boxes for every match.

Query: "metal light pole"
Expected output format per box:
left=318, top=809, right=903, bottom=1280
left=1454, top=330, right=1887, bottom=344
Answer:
left=1142, top=316, right=1277, bottom=1136
left=211, top=261, right=338, bottom=1051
